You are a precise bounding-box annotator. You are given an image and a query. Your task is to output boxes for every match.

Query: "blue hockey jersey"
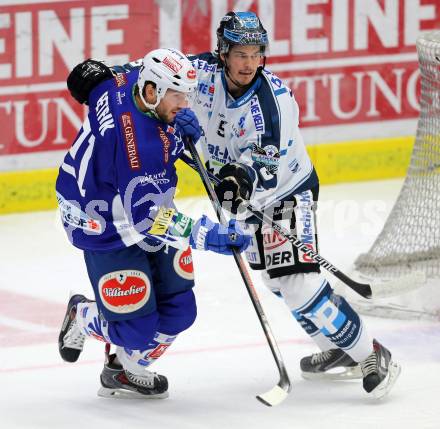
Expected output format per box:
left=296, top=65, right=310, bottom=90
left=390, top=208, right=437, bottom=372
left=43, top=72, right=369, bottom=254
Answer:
left=56, top=71, right=186, bottom=251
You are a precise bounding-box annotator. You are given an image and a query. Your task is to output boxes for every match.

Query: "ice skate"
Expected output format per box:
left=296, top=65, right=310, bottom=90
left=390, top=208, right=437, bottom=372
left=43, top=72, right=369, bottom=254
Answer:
left=98, top=354, right=169, bottom=399
left=300, top=348, right=362, bottom=380
left=58, top=294, right=92, bottom=363
left=361, top=339, right=401, bottom=399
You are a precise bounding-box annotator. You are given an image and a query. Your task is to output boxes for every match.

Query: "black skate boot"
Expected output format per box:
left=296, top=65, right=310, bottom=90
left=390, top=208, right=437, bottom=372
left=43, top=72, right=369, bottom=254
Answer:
left=300, top=348, right=362, bottom=380
left=98, top=354, right=169, bottom=399
left=58, top=294, right=92, bottom=363
left=360, top=339, right=401, bottom=399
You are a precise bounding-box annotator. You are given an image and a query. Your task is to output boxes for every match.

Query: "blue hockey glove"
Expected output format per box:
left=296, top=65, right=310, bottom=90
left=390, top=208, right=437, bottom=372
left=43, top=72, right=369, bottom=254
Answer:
left=174, top=108, right=201, bottom=142
left=215, top=162, right=255, bottom=214
left=189, top=215, right=251, bottom=255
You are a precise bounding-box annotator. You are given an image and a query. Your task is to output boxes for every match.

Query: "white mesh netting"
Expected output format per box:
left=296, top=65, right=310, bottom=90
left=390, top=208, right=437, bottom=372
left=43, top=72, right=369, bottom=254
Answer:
left=343, top=31, right=440, bottom=320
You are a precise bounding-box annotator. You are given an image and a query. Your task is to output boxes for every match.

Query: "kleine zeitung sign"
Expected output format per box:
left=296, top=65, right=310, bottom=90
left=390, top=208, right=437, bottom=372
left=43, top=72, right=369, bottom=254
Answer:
left=0, top=0, right=439, bottom=170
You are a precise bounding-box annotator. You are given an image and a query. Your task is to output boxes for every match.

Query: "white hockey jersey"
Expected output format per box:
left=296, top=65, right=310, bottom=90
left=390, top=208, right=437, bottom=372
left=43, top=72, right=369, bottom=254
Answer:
left=190, top=54, right=318, bottom=211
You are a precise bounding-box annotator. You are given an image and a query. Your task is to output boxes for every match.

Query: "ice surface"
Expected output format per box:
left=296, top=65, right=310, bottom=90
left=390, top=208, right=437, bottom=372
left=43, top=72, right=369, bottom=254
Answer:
left=1, top=179, right=439, bottom=429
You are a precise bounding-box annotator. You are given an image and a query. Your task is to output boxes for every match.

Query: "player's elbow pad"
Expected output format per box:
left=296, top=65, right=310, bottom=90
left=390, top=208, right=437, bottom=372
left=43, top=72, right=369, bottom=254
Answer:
left=67, top=59, right=114, bottom=105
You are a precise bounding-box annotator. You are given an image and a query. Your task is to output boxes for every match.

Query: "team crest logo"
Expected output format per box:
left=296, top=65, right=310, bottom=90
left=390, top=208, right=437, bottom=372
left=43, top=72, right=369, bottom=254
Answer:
left=251, top=143, right=280, bottom=174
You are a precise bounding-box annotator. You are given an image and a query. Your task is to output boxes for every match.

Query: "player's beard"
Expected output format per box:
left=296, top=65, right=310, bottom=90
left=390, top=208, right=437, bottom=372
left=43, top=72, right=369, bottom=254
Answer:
left=224, top=58, right=259, bottom=93
left=155, top=106, right=177, bottom=124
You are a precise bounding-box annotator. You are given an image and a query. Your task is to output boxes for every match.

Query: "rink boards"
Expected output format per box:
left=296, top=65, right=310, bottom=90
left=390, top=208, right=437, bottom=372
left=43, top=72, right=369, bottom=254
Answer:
left=0, top=135, right=414, bottom=214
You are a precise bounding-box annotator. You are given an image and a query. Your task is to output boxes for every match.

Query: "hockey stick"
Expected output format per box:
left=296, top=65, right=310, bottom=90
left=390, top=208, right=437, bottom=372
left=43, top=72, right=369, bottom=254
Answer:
left=184, top=139, right=291, bottom=407
left=179, top=152, right=372, bottom=299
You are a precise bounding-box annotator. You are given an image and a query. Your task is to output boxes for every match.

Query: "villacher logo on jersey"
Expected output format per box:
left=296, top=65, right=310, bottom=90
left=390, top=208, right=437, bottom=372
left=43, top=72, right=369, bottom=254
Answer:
left=103, top=285, right=146, bottom=297
left=98, top=270, right=150, bottom=314
left=173, top=247, right=194, bottom=280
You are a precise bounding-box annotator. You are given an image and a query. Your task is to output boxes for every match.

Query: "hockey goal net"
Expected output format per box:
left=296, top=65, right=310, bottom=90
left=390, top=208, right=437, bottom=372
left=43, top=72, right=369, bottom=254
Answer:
left=342, top=31, right=440, bottom=320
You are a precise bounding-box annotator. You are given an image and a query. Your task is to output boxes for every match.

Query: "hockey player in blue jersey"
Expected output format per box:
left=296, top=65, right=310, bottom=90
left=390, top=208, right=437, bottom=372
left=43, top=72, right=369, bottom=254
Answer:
left=56, top=48, right=251, bottom=399
left=65, top=12, right=401, bottom=399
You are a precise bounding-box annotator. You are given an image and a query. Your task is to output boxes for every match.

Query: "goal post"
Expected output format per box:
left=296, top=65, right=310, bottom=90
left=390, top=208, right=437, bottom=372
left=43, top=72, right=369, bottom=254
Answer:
left=337, top=31, right=440, bottom=320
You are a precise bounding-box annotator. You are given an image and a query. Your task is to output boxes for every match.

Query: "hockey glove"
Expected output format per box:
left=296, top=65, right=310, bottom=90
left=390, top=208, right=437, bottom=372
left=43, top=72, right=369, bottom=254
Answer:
left=215, top=162, right=255, bottom=214
left=189, top=215, right=251, bottom=255
left=67, top=59, right=114, bottom=105
left=174, top=108, right=201, bottom=142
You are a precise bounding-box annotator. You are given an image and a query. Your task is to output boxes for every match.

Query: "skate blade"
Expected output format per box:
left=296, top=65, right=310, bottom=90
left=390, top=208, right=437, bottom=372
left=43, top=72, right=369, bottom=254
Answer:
left=97, top=386, right=169, bottom=400
left=370, top=361, right=401, bottom=399
left=301, top=365, right=363, bottom=381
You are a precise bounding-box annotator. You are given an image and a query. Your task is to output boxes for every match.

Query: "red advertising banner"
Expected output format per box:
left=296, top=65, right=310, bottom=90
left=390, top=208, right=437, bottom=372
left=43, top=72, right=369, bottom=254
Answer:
left=0, top=0, right=158, bottom=159
left=0, top=0, right=439, bottom=165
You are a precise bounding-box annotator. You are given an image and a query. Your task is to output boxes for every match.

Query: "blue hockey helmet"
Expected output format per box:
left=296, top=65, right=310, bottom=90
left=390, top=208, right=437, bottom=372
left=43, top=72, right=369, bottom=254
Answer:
left=216, top=11, right=268, bottom=55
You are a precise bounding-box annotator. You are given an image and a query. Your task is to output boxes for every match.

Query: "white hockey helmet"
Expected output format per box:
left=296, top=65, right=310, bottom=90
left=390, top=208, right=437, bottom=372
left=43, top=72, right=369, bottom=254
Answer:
left=137, top=48, right=197, bottom=111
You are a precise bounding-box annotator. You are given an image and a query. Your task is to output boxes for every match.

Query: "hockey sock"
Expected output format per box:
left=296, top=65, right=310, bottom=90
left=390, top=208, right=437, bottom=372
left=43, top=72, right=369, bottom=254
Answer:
left=76, top=302, right=111, bottom=343
left=263, top=272, right=373, bottom=362
left=115, top=332, right=177, bottom=375
left=293, top=280, right=373, bottom=362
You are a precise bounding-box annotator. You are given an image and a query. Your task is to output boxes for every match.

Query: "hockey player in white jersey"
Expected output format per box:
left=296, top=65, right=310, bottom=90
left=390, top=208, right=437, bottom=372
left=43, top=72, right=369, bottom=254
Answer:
left=66, top=11, right=400, bottom=399
left=193, top=12, right=400, bottom=399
